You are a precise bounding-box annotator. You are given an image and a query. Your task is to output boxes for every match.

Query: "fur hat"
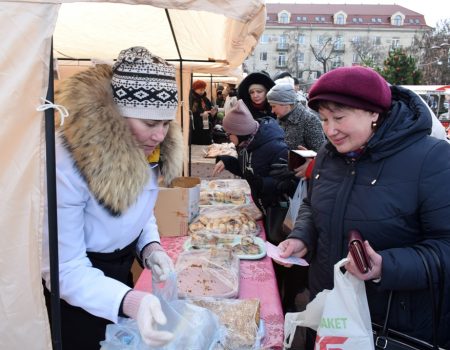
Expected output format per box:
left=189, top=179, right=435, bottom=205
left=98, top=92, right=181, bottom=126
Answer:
left=267, top=83, right=298, bottom=105
left=111, top=46, right=178, bottom=120
left=308, top=66, right=391, bottom=113
left=192, top=80, right=207, bottom=90
left=223, top=99, right=259, bottom=136
left=238, top=72, right=275, bottom=99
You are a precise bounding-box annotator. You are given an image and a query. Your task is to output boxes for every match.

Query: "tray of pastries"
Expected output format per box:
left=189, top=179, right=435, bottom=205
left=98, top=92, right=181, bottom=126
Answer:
left=203, top=143, right=237, bottom=158
left=188, top=207, right=260, bottom=236
left=200, top=179, right=251, bottom=206
left=175, top=248, right=239, bottom=299
left=190, top=298, right=262, bottom=349
left=184, top=234, right=266, bottom=260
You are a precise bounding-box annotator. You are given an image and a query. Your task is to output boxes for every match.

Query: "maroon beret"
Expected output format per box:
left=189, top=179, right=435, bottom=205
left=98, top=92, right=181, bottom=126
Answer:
left=308, top=66, right=391, bottom=113
left=192, top=80, right=207, bottom=90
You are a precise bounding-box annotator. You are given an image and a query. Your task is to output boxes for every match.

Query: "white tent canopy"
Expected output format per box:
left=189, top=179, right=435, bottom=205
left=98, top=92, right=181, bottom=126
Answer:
left=0, top=1, right=265, bottom=349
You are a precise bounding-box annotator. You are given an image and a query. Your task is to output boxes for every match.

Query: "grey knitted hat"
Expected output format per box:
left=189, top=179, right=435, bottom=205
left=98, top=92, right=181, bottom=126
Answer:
left=111, top=46, right=178, bottom=120
left=267, top=83, right=297, bottom=105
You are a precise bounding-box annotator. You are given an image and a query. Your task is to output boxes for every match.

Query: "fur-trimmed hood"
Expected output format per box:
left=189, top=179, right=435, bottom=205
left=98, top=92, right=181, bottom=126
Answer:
left=55, top=64, right=183, bottom=216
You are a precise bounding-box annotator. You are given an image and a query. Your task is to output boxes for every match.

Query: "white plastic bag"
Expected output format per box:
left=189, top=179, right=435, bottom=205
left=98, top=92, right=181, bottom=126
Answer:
left=284, top=258, right=374, bottom=350
left=283, top=179, right=307, bottom=231
left=100, top=273, right=227, bottom=350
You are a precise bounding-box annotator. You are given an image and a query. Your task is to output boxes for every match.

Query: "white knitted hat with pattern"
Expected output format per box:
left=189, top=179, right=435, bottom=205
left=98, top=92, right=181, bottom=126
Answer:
left=111, top=46, right=178, bottom=120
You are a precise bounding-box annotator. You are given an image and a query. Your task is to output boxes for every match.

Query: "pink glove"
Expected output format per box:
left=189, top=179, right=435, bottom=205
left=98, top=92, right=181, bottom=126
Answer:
left=123, top=290, right=173, bottom=347
left=143, top=243, right=175, bottom=282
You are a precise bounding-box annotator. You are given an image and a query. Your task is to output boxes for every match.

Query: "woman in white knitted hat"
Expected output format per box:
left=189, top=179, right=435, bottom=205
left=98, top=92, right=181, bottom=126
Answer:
left=41, top=47, right=183, bottom=350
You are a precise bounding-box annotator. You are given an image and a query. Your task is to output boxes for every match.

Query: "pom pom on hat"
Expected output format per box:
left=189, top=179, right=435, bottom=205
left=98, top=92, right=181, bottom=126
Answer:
left=192, top=80, right=207, bottom=90
left=267, top=83, right=298, bottom=105
left=308, top=66, right=391, bottom=113
left=111, top=46, right=178, bottom=120
left=223, top=100, right=259, bottom=136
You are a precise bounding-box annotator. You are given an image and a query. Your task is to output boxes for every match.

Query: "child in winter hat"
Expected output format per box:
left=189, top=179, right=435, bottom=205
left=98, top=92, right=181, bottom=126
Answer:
left=223, top=99, right=259, bottom=136
left=111, top=46, right=178, bottom=120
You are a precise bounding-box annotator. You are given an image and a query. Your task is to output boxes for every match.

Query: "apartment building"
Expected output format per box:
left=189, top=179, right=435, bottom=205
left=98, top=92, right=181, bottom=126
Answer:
left=244, top=3, right=431, bottom=87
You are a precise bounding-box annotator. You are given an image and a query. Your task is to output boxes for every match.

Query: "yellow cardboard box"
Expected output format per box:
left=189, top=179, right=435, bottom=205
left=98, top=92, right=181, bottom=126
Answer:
left=154, top=177, right=201, bottom=237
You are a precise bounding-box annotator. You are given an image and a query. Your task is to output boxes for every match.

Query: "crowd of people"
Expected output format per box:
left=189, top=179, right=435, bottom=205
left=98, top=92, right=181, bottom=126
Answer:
left=42, top=44, right=450, bottom=350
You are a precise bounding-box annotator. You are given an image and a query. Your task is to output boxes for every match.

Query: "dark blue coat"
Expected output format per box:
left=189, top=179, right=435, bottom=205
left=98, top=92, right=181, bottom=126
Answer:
left=289, top=86, right=450, bottom=346
left=218, top=117, right=291, bottom=212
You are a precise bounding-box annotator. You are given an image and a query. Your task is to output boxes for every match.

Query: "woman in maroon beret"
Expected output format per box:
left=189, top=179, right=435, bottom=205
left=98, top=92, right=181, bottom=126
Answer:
left=276, top=66, right=450, bottom=349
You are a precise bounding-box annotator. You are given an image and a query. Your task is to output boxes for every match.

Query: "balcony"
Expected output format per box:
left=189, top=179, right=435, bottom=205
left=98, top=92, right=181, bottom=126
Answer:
left=276, top=43, right=289, bottom=51
left=333, top=44, right=345, bottom=52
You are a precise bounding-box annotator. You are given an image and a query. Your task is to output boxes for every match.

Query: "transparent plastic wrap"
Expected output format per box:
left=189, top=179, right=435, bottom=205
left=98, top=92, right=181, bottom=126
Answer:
left=100, top=274, right=227, bottom=350
left=200, top=179, right=251, bottom=206
left=190, top=298, right=265, bottom=350
left=184, top=234, right=266, bottom=260
left=203, top=143, right=237, bottom=158
left=175, top=248, right=240, bottom=299
left=188, top=206, right=260, bottom=236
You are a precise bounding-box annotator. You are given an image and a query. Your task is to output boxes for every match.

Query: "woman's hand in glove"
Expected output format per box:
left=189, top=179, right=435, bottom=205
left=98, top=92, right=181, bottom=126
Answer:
left=123, top=291, right=174, bottom=347
left=143, top=243, right=174, bottom=283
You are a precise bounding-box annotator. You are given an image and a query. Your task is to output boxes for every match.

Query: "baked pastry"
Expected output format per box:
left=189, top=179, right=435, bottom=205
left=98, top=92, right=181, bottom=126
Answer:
left=232, top=236, right=261, bottom=256
left=191, top=298, right=261, bottom=349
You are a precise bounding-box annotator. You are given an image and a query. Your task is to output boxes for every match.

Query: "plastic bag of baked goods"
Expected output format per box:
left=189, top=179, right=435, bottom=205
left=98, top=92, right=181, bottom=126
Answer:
left=100, top=273, right=227, bottom=350
left=200, top=179, right=251, bottom=206
left=175, top=248, right=240, bottom=299
left=190, top=298, right=265, bottom=350
left=188, top=206, right=260, bottom=236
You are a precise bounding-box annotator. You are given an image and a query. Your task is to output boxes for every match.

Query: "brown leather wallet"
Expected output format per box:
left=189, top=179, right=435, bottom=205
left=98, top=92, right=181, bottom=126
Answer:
left=348, top=229, right=371, bottom=273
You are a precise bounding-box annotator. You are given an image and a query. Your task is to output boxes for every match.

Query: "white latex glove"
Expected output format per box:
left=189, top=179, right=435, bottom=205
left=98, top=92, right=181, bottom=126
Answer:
left=123, top=291, right=174, bottom=347
left=145, top=250, right=175, bottom=283
left=137, top=294, right=174, bottom=346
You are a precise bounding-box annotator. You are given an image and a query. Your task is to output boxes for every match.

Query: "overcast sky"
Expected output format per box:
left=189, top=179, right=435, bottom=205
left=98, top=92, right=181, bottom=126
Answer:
left=265, top=0, right=449, bottom=27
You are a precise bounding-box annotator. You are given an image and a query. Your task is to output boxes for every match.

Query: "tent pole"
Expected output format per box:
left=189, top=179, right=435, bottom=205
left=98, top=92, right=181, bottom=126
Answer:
left=45, top=39, right=63, bottom=350
left=165, top=8, right=191, bottom=176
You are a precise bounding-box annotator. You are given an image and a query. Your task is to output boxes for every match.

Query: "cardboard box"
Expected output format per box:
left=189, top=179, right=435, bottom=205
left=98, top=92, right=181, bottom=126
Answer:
left=154, top=177, right=201, bottom=237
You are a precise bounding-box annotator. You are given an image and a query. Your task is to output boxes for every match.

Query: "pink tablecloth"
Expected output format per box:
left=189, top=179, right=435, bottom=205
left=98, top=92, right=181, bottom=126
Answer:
left=135, top=229, right=285, bottom=349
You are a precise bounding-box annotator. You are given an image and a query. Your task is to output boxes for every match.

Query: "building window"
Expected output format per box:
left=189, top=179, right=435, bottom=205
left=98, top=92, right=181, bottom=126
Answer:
left=391, top=38, right=400, bottom=48
left=317, top=35, right=330, bottom=45
left=260, top=34, right=269, bottom=44
left=415, top=19, right=420, bottom=24
left=260, top=52, right=267, bottom=61
left=393, top=15, right=403, bottom=26
left=377, top=18, right=382, bottom=23
left=277, top=54, right=287, bottom=67
left=352, top=18, right=357, bottom=23
left=352, top=36, right=360, bottom=43
left=335, top=13, right=345, bottom=25
left=298, top=34, right=305, bottom=45
left=371, top=18, right=376, bottom=23
left=279, top=12, right=290, bottom=24
left=373, top=36, right=382, bottom=45
left=297, top=52, right=305, bottom=63
left=352, top=53, right=360, bottom=63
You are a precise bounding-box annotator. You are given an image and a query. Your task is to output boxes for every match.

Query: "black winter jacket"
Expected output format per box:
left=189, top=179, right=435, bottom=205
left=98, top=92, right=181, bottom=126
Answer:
left=289, top=86, right=450, bottom=347
left=217, top=117, right=292, bottom=212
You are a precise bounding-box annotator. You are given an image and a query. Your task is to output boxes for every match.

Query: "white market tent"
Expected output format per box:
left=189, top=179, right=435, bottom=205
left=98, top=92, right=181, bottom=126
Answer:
left=0, top=1, right=265, bottom=349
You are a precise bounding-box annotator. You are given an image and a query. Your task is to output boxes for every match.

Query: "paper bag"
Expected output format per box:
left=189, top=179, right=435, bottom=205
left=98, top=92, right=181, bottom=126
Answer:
left=284, top=258, right=374, bottom=350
